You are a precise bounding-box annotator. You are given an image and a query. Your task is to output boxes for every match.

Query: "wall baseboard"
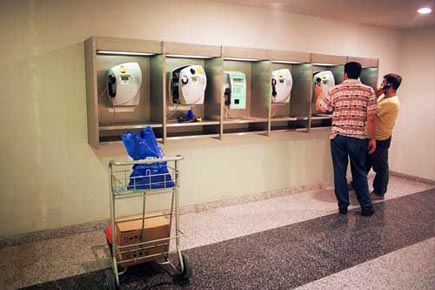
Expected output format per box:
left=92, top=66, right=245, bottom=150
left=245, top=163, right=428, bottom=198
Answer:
left=179, top=181, right=333, bottom=215
left=0, top=181, right=333, bottom=248
left=390, top=170, right=435, bottom=185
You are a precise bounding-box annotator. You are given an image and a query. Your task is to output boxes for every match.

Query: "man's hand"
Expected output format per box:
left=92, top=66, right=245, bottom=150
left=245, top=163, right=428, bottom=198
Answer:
left=368, top=138, right=376, bottom=154
left=375, top=86, right=384, bottom=98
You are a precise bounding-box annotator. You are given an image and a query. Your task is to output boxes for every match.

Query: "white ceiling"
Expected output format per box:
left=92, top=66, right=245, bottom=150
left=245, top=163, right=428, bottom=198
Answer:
left=213, top=0, right=435, bottom=30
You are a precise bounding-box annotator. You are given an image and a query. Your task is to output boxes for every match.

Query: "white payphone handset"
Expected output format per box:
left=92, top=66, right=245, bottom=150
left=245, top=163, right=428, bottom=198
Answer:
left=313, top=71, right=335, bottom=99
left=107, top=62, right=142, bottom=106
left=271, top=69, right=293, bottom=103
left=170, top=65, right=207, bottom=105
left=223, top=71, right=247, bottom=109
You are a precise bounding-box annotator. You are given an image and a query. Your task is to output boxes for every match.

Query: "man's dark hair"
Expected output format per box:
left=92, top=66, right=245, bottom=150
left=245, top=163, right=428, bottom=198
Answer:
left=384, top=73, right=402, bottom=90
left=344, top=62, right=362, bottom=79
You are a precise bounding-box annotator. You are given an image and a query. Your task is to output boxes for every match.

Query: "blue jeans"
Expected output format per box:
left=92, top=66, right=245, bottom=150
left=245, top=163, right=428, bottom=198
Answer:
left=331, top=135, right=372, bottom=210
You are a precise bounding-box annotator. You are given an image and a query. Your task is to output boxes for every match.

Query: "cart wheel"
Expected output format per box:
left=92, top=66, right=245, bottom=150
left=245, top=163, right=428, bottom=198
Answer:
left=174, top=253, right=192, bottom=284
left=105, top=269, right=119, bottom=290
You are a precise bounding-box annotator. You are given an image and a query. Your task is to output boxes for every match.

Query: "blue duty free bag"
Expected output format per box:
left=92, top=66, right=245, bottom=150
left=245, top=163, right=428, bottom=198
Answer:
left=121, top=126, right=174, bottom=190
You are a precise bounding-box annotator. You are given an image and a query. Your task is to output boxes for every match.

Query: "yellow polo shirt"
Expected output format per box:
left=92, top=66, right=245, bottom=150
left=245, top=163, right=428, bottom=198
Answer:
left=375, top=95, right=400, bottom=140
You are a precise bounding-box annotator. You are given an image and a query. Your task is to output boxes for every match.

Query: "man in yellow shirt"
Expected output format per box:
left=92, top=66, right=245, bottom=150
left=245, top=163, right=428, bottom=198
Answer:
left=368, top=73, right=401, bottom=199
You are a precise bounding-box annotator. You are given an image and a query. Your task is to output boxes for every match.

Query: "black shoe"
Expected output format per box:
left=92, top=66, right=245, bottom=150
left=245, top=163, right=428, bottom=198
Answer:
left=339, top=207, right=348, bottom=215
left=370, top=191, right=385, bottom=200
left=361, top=207, right=375, bottom=216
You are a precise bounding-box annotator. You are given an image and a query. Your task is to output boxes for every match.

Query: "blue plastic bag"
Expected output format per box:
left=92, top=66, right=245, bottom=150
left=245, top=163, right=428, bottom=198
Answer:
left=121, top=126, right=174, bottom=190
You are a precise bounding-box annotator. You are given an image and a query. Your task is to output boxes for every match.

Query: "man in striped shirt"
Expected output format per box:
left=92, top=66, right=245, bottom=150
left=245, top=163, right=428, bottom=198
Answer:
left=315, top=62, right=377, bottom=216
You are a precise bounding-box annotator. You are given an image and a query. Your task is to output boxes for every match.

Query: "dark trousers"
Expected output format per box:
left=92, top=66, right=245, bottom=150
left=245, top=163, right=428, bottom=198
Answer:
left=366, top=137, right=392, bottom=195
left=331, top=135, right=372, bottom=210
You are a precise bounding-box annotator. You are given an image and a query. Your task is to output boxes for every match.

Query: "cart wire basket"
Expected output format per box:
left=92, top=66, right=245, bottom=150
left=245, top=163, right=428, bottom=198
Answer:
left=106, top=155, right=191, bottom=289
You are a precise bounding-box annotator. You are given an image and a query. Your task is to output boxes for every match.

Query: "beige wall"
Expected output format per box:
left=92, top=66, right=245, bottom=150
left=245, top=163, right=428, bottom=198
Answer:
left=0, top=0, right=403, bottom=236
left=390, top=26, right=435, bottom=180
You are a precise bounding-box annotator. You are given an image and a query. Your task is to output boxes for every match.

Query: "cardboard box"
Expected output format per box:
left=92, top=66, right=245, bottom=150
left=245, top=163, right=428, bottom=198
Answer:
left=115, top=214, right=170, bottom=267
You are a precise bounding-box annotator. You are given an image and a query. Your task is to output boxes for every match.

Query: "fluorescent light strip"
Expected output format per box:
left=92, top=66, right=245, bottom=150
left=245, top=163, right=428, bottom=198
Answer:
left=224, top=57, right=261, bottom=62
left=97, top=50, right=155, bottom=56
left=273, top=60, right=303, bottom=64
left=166, top=54, right=211, bottom=59
left=313, top=62, right=341, bottom=66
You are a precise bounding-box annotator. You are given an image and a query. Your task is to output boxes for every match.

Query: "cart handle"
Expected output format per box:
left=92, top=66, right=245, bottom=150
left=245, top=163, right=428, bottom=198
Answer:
left=109, top=155, right=184, bottom=166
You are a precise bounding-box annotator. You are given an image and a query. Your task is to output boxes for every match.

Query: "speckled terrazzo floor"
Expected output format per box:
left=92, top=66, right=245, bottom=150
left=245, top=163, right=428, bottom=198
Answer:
left=1, top=176, right=434, bottom=290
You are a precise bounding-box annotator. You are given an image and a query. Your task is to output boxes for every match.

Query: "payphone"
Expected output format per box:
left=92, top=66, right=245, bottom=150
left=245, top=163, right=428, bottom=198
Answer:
left=107, top=62, right=142, bottom=106
left=170, top=65, right=207, bottom=105
left=223, top=71, right=247, bottom=110
left=313, top=70, right=335, bottom=99
left=271, top=69, right=293, bottom=103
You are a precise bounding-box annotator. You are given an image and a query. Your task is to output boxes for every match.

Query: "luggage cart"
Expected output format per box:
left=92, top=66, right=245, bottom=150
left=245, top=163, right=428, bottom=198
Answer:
left=105, top=156, right=191, bottom=289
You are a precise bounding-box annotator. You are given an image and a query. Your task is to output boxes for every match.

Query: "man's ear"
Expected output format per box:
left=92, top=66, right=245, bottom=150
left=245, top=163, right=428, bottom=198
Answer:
left=343, top=72, right=348, bottom=80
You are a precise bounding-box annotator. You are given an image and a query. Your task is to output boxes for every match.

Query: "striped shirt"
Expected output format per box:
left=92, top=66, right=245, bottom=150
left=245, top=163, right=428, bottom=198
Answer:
left=320, top=79, right=377, bottom=139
